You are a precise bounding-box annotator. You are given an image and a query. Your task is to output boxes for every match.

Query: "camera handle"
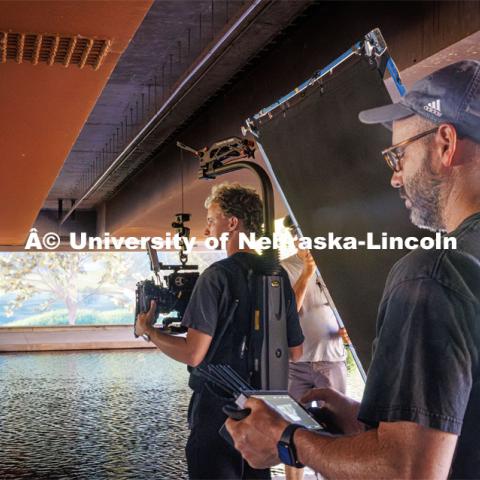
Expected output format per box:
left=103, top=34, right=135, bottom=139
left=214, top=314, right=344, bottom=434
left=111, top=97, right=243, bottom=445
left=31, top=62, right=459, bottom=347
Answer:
left=172, top=212, right=191, bottom=267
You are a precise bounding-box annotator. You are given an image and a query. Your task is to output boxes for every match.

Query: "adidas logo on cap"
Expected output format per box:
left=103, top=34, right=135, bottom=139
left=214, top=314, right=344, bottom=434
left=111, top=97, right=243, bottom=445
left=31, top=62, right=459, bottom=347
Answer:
left=424, top=99, right=442, bottom=117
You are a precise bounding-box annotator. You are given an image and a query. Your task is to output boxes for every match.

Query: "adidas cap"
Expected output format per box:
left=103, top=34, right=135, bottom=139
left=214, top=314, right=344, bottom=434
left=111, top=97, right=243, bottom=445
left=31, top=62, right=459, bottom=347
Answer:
left=359, top=60, right=480, bottom=144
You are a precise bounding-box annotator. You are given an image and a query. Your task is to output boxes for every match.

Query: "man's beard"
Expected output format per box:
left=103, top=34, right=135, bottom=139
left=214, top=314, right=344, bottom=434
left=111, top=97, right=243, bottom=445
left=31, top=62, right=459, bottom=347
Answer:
left=402, top=152, right=446, bottom=232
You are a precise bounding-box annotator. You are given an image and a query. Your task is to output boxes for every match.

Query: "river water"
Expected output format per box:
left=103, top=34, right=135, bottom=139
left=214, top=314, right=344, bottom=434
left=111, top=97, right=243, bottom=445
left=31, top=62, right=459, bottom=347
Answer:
left=0, top=350, right=363, bottom=479
left=0, top=351, right=191, bottom=479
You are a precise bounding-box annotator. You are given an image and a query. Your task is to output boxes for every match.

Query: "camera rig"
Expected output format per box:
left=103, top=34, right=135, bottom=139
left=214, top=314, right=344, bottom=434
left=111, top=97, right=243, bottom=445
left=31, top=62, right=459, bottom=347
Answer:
left=177, top=137, right=276, bottom=247
left=178, top=137, right=256, bottom=178
left=134, top=213, right=199, bottom=337
left=177, top=137, right=288, bottom=390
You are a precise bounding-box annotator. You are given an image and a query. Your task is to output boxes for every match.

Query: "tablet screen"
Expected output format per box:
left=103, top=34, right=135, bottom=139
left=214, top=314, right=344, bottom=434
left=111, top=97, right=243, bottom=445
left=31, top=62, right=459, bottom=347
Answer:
left=252, top=393, right=322, bottom=430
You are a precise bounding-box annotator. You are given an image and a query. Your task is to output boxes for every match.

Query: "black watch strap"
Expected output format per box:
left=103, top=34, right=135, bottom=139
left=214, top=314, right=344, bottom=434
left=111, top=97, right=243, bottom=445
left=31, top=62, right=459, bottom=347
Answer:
left=279, top=423, right=305, bottom=468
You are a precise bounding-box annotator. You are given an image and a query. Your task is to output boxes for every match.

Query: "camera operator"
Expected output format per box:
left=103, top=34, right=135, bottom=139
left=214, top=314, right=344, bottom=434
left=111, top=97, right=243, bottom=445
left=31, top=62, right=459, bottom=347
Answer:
left=135, top=181, right=304, bottom=480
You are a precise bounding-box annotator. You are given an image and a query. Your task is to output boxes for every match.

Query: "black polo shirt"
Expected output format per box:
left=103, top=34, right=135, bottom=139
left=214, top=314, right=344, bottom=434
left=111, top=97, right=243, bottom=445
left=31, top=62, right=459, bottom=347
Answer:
left=181, top=252, right=304, bottom=391
left=359, top=212, right=480, bottom=478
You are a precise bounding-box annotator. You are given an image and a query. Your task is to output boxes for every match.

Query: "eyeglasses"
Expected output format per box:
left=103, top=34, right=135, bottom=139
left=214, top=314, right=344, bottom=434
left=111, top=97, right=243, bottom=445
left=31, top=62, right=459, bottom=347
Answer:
left=382, top=127, right=438, bottom=172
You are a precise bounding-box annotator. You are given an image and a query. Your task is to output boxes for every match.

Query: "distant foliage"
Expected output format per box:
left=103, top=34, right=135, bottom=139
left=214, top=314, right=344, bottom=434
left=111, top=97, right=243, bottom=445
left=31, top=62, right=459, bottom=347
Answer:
left=345, top=348, right=357, bottom=374
left=0, top=253, right=136, bottom=325
left=0, top=250, right=223, bottom=327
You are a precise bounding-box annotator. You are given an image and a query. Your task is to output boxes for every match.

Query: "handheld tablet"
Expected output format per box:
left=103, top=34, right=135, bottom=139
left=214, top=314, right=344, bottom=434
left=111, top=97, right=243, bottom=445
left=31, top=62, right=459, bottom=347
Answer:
left=236, top=391, right=323, bottom=431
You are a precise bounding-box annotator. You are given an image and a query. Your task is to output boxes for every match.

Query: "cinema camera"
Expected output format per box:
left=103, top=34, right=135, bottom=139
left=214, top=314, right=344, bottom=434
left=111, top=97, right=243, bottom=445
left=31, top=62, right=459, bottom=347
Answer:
left=134, top=213, right=199, bottom=336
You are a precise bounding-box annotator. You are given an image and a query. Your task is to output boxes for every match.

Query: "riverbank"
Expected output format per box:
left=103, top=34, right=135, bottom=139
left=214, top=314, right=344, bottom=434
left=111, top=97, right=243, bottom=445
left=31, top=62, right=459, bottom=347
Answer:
left=0, top=325, right=154, bottom=352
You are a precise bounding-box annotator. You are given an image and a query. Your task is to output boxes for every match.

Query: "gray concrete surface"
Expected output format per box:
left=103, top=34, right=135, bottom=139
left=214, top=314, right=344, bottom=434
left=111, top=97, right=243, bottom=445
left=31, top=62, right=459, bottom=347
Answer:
left=0, top=325, right=155, bottom=352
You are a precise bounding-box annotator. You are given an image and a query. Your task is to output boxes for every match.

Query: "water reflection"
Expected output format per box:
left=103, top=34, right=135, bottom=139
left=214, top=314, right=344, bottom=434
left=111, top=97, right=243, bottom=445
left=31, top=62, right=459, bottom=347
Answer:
left=0, top=350, right=364, bottom=479
left=0, top=351, right=191, bottom=479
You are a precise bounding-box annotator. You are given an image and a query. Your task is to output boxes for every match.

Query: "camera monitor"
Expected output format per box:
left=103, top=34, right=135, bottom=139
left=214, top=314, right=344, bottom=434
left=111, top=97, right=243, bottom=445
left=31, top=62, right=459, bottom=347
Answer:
left=247, top=392, right=323, bottom=431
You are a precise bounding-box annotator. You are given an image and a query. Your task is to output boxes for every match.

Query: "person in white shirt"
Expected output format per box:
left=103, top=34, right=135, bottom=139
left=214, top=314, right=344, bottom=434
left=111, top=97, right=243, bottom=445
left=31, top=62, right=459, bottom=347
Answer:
left=281, top=215, right=347, bottom=480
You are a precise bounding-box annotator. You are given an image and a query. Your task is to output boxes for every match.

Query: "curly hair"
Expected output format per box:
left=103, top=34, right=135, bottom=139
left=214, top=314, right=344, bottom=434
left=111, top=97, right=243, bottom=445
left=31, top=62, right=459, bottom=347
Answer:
left=204, top=182, right=263, bottom=235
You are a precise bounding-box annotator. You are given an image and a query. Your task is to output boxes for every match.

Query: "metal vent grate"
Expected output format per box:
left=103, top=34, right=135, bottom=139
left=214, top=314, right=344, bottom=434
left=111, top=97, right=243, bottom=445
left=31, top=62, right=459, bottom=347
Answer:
left=0, top=31, right=111, bottom=70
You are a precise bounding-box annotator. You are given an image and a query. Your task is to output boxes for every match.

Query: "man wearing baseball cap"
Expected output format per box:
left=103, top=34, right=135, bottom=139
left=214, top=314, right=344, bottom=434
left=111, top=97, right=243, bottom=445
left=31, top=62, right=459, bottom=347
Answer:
left=226, top=60, right=480, bottom=478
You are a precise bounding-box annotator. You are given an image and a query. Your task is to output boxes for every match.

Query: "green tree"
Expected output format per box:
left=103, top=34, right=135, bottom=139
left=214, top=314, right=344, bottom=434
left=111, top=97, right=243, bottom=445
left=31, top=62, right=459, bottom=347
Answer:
left=0, top=252, right=136, bottom=325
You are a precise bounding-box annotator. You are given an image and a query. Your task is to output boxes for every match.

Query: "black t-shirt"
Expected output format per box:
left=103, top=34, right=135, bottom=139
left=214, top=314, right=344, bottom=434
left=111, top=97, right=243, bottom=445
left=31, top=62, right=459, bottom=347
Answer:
left=181, top=252, right=304, bottom=384
left=359, top=212, right=480, bottom=478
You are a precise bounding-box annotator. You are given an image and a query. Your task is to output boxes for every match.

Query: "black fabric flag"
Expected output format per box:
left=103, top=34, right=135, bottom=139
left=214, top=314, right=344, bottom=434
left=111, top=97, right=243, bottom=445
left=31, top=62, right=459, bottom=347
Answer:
left=255, top=56, right=421, bottom=367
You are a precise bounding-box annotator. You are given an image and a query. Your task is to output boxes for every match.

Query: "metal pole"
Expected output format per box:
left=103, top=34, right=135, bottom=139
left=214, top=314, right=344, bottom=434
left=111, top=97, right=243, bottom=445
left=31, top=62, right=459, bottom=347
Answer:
left=255, top=142, right=367, bottom=381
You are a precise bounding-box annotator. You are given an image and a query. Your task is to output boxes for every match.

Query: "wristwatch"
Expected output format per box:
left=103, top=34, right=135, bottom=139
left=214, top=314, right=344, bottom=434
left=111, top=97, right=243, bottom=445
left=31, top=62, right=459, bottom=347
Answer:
left=277, top=423, right=305, bottom=468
